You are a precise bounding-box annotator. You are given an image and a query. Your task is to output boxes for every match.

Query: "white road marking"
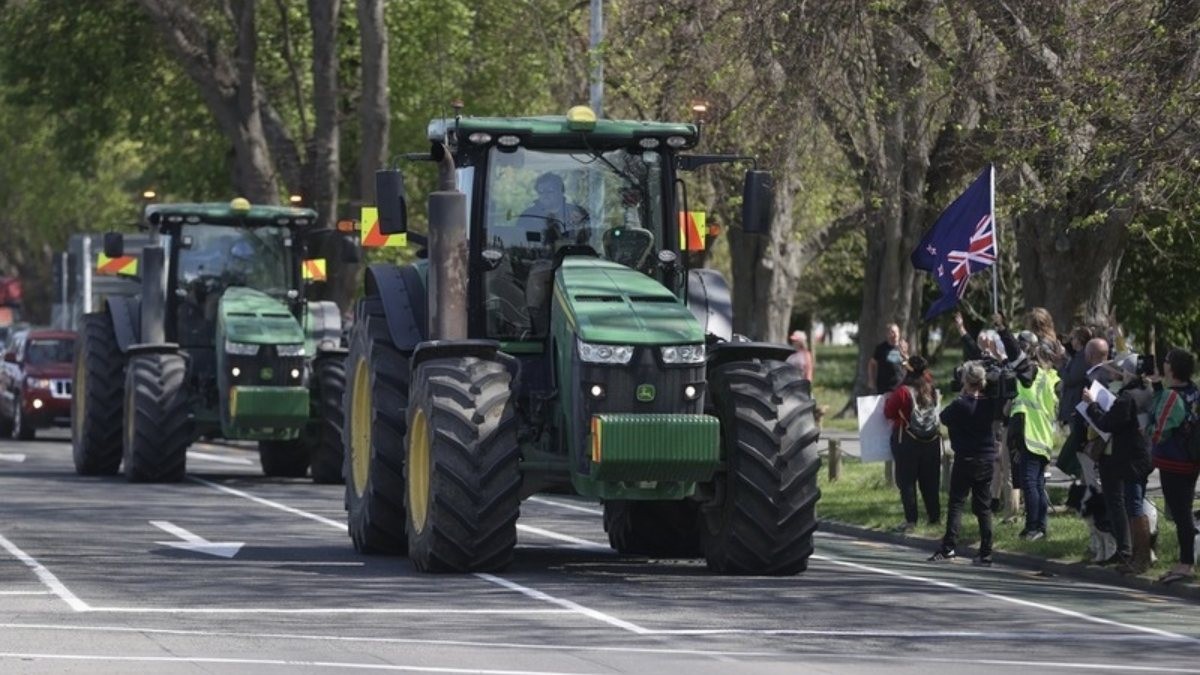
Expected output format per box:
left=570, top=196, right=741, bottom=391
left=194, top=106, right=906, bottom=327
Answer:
left=475, top=573, right=650, bottom=634
left=84, top=607, right=573, bottom=615
left=187, top=450, right=255, bottom=466
left=516, top=524, right=611, bottom=551
left=0, top=533, right=89, bottom=611
left=0, top=452, right=26, bottom=462
left=0, top=653, right=602, bottom=674
left=813, top=553, right=1199, bottom=644
left=0, top=622, right=779, bottom=658
left=526, top=496, right=603, bottom=516
left=150, top=520, right=244, bottom=558
left=0, top=590, right=52, bottom=596
left=189, top=476, right=346, bottom=530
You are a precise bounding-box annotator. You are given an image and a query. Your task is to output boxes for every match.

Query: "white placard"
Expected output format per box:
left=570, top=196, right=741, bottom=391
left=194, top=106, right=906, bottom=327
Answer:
left=1075, top=380, right=1114, bottom=442
left=857, top=394, right=893, bottom=463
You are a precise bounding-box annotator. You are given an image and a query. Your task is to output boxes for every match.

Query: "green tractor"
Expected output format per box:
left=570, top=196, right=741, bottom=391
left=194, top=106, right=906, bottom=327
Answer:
left=72, top=199, right=352, bottom=483
left=345, top=106, right=820, bottom=574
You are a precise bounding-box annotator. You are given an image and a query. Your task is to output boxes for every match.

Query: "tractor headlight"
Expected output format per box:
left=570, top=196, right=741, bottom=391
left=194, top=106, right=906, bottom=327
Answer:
left=225, top=339, right=260, bottom=356
left=577, top=340, right=634, bottom=365
left=276, top=343, right=306, bottom=357
left=661, top=344, right=706, bottom=364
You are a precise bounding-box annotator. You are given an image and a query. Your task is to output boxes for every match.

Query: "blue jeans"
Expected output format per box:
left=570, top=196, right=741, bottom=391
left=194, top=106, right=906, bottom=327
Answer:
left=1019, top=450, right=1049, bottom=533
left=1123, top=481, right=1146, bottom=517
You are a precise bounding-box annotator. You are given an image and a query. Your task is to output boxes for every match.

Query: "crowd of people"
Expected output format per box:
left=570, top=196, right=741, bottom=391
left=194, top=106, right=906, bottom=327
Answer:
left=871, top=309, right=1200, bottom=581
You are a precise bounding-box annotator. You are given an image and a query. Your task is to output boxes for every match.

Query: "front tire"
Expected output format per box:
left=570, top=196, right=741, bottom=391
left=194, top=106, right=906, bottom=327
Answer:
left=12, top=399, right=34, bottom=440
left=406, top=356, right=520, bottom=572
left=123, top=352, right=192, bottom=483
left=701, top=360, right=820, bottom=575
left=603, top=500, right=702, bottom=557
left=259, top=439, right=310, bottom=478
left=344, top=300, right=409, bottom=554
left=309, top=355, right=347, bottom=484
left=73, top=311, right=126, bottom=475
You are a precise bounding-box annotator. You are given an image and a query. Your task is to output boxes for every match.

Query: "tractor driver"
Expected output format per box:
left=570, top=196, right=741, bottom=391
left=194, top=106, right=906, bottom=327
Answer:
left=516, top=172, right=591, bottom=250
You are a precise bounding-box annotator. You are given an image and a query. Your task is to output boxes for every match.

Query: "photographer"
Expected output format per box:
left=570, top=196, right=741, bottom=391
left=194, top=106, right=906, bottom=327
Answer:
left=929, top=362, right=998, bottom=565
left=1083, top=353, right=1153, bottom=574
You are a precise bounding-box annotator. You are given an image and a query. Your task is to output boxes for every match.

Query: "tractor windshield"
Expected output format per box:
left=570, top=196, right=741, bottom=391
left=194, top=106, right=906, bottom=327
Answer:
left=482, top=146, right=665, bottom=339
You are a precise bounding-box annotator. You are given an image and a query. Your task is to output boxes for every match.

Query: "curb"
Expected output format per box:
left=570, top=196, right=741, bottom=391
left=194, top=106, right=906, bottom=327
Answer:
left=819, top=519, right=1200, bottom=603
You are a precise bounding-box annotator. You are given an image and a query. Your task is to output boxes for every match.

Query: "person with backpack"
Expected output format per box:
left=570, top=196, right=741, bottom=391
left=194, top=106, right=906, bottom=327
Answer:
left=1146, top=348, right=1200, bottom=584
left=884, top=355, right=942, bottom=532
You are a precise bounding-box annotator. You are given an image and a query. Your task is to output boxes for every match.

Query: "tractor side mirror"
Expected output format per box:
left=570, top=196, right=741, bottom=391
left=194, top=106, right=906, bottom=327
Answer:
left=741, top=170, right=774, bottom=235
left=103, top=232, right=125, bottom=258
left=376, top=169, right=408, bottom=236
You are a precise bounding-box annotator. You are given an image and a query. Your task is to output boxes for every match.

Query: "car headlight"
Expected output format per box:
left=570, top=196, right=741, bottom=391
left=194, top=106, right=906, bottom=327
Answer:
left=26, top=378, right=52, bottom=389
left=577, top=340, right=634, bottom=365
left=225, top=339, right=260, bottom=356
left=661, top=344, right=706, bottom=364
left=276, top=343, right=306, bottom=357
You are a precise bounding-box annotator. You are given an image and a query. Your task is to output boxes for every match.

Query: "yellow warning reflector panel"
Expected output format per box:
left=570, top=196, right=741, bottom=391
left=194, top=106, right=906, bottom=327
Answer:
left=360, top=206, right=406, bottom=248
left=678, top=211, right=707, bottom=252
left=96, top=253, right=138, bottom=276
left=302, top=258, right=327, bottom=281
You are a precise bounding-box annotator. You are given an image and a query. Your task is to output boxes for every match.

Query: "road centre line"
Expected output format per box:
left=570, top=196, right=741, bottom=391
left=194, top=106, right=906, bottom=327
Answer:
left=189, top=476, right=346, bottom=530
left=525, top=496, right=604, bottom=516
left=475, top=573, right=650, bottom=634
left=0, top=590, right=52, bottom=596
left=0, top=533, right=89, bottom=612
left=513, top=524, right=611, bottom=551
left=812, top=553, right=1199, bottom=644
left=0, top=653, right=602, bottom=675
left=187, top=450, right=255, bottom=466
left=85, top=607, right=573, bottom=615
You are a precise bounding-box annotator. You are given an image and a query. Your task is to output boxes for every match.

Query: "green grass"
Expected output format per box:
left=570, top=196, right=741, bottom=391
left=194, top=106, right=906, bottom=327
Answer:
left=819, top=455, right=1183, bottom=577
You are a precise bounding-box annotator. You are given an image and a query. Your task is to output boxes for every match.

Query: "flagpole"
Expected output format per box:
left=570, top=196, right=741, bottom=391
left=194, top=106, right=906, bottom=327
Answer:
left=989, top=163, right=998, bottom=315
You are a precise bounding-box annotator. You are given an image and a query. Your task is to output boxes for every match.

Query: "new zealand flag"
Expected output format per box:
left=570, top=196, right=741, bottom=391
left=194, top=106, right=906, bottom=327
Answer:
left=911, top=165, right=996, bottom=320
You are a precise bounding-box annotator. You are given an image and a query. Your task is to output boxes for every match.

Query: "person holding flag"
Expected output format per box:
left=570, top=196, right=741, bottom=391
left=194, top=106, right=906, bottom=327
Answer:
left=911, top=165, right=997, bottom=319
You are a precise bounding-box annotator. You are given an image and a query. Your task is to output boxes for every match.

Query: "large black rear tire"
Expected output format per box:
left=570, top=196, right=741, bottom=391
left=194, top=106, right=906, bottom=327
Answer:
left=701, top=360, right=820, bottom=575
left=603, top=500, right=702, bottom=557
left=73, top=311, right=126, bottom=475
left=309, top=355, right=347, bottom=484
left=258, top=439, right=311, bottom=477
left=406, top=356, right=520, bottom=572
left=123, top=352, right=192, bottom=483
left=344, top=299, right=409, bottom=554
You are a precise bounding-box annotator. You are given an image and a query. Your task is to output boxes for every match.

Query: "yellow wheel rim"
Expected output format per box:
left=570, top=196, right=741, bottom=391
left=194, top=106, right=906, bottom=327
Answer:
left=350, top=357, right=372, bottom=497
left=408, top=407, right=430, bottom=533
left=72, top=357, right=86, bottom=441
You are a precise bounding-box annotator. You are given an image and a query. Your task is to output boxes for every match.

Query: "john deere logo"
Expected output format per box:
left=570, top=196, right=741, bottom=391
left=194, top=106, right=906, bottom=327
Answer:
left=636, top=384, right=656, bottom=402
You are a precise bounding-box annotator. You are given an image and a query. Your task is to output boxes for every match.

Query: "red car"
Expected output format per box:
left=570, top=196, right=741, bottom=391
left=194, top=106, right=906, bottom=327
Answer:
left=0, top=329, right=77, bottom=440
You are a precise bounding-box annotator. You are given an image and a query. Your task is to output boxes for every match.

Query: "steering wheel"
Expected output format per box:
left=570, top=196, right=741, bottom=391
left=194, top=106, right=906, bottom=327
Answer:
left=602, top=227, right=654, bottom=269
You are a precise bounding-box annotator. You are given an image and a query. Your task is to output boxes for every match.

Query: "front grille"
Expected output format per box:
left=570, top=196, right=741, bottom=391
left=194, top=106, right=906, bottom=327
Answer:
left=51, top=380, right=72, bottom=399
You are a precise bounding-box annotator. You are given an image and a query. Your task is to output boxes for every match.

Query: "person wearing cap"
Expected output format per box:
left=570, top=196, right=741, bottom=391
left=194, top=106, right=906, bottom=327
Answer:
left=787, top=330, right=814, bottom=381
left=517, top=172, right=590, bottom=248
left=1008, top=330, right=1061, bottom=542
left=884, top=355, right=942, bottom=531
left=929, top=361, right=999, bottom=565
left=1082, top=352, right=1153, bottom=574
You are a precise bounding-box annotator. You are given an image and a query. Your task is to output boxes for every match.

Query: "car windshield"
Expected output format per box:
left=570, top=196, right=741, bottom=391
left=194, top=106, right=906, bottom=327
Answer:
left=176, top=224, right=292, bottom=297
left=482, top=146, right=664, bottom=339
left=25, top=339, right=74, bottom=365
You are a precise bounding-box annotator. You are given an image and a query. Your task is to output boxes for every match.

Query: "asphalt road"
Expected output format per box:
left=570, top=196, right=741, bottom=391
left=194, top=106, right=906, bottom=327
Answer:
left=2, top=430, right=1199, bottom=674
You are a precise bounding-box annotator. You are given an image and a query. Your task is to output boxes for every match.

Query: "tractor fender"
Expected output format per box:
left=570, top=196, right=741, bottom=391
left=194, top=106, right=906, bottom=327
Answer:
left=411, top=339, right=520, bottom=383
left=363, top=263, right=427, bottom=352
left=686, top=269, right=733, bottom=342
left=105, top=296, right=141, bottom=354
left=127, top=342, right=183, bottom=357
left=306, top=300, right=343, bottom=353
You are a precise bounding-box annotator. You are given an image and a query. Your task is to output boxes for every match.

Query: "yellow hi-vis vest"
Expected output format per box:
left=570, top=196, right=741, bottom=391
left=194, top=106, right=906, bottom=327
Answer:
left=1010, top=367, right=1061, bottom=460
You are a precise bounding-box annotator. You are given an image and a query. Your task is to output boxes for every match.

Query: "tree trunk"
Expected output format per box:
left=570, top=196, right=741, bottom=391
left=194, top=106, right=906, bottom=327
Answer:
left=306, top=0, right=341, bottom=230
left=357, top=0, right=390, bottom=204
left=136, top=0, right=278, bottom=203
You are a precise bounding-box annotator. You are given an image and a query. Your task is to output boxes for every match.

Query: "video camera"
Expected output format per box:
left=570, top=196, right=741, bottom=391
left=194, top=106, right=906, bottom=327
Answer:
left=950, top=358, right=1019, bottom=402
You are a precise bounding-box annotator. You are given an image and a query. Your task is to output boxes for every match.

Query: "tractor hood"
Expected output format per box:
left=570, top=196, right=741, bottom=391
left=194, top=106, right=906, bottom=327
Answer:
left=219, top=287, right=304, bottom=345
left=554, top=258, right=703, bottom=345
